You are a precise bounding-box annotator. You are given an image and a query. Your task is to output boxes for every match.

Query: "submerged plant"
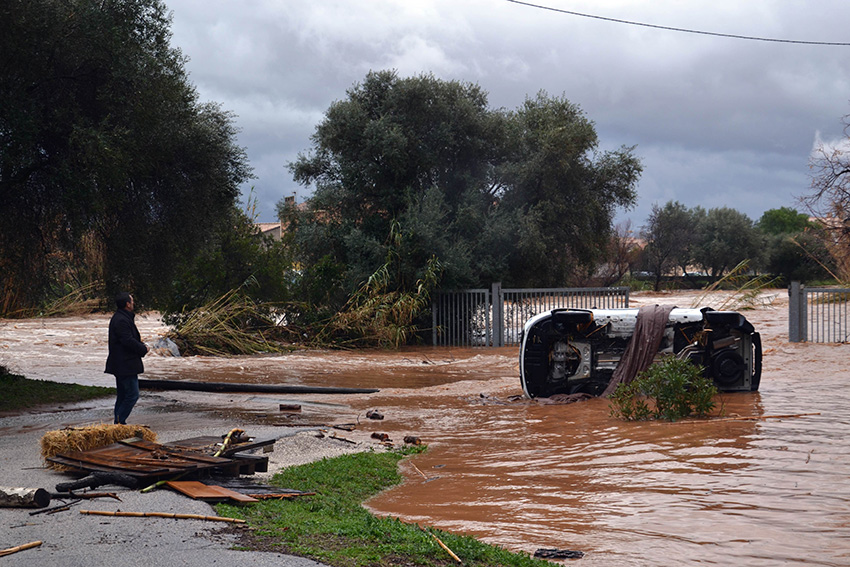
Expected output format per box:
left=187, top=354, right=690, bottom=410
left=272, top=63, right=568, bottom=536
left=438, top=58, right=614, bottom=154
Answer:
left=690, top=259, right=778, bottom=311
left=609, top=356, right=718, bottom=421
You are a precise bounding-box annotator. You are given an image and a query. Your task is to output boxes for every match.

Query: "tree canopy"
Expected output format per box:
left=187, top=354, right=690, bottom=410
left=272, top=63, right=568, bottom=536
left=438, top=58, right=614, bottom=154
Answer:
left=639, top=201, right=769, bottom=285
left=757, top=206, right=812, bottom=235
left=283, top=70, right=641, bottom=300
left=0, top=0, right=252, bottom=313
left=692, top=207, right=763, bottom=280
left=640, top=201, right=698, bottom=290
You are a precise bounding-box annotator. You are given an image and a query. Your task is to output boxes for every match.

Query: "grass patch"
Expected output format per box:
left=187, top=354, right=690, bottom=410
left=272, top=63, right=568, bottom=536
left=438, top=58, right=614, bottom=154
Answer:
left=217, top=449, right=555, bottom=567
left=0, top=366, right=115, bottom=412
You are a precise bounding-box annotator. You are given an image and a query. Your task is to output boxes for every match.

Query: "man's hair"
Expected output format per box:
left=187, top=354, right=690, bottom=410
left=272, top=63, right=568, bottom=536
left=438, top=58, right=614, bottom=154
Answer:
left=115, top=292, right=132, bottom=310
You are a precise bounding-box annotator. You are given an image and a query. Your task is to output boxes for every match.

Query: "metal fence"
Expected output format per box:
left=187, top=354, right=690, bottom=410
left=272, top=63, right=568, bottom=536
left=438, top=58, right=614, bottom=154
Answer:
left=789, top=281, right=850, bottom=343
left=432, top=284, right=630, bottom=347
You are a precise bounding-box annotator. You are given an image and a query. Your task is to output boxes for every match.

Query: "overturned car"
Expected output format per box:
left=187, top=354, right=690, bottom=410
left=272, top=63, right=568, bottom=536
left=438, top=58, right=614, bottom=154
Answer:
left=519, top=306, right=762, bottom=398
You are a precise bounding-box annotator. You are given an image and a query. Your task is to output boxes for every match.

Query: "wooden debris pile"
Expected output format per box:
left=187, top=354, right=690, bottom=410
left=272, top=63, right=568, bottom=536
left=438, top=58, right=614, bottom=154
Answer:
left=46, top=432, right=275, bottom=484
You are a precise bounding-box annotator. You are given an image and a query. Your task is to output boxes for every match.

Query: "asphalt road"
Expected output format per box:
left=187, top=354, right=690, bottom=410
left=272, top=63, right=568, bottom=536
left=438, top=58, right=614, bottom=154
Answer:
left=0, top=395, right=333, bottom=567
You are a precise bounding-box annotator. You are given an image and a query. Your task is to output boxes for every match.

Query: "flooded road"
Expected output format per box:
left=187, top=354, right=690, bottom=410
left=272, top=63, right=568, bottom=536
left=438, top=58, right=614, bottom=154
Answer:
left=2, top=290, right=850, bottom=565
left=361, top=374, right=849, bottom=566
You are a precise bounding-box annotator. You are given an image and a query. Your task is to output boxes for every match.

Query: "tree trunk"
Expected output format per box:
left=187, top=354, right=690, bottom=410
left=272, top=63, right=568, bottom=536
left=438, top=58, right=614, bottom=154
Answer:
left=0, top=487, right=51, bottom=508
left=138, top=379, right=378, bottom=394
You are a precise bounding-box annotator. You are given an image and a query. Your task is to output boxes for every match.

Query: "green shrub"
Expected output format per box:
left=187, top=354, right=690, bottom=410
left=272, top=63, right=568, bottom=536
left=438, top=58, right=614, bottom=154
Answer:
left=609, top=356, right=718, bottom=421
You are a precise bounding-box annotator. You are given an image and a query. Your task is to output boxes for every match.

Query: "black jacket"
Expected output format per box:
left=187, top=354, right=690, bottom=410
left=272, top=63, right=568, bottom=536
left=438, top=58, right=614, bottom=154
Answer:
left=105, top=309, right=148, bottom=376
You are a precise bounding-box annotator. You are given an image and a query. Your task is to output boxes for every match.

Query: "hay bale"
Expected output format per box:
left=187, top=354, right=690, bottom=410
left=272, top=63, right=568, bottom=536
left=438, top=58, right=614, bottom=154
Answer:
left=40, top=424, right=157, bottom=469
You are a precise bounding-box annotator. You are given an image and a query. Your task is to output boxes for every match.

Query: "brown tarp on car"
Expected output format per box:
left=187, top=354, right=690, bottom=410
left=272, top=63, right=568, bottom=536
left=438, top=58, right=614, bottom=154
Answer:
left=601, top=304, right=677, bottom=397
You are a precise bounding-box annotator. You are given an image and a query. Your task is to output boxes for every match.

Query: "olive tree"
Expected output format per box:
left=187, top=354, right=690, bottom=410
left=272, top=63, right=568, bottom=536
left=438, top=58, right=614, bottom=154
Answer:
left=283, top=71, right=641, bottom=302
left=692, top=207, right=763, bottom=280
left=640, top=201, right=699, bottom=290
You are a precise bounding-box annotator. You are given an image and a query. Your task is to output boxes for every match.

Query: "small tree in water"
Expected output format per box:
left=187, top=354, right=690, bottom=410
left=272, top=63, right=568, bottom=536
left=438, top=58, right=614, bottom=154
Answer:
left=609, top=357, right=718, bottom=421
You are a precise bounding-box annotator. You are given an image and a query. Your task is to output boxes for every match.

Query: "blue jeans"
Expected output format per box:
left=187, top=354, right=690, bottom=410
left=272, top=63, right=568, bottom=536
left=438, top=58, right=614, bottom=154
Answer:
left=113, top=374, right=139, bottom=424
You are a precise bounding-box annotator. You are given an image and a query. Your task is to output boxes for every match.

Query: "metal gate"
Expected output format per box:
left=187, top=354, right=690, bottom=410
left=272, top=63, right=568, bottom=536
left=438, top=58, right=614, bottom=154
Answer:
left=432, top=284, right=630, bottom=347
left=789, top=281, right=850, bottom=343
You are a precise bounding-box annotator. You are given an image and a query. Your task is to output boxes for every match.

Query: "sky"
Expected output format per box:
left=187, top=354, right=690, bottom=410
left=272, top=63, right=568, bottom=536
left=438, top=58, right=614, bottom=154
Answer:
left=165, top=0, right=850, bottom=230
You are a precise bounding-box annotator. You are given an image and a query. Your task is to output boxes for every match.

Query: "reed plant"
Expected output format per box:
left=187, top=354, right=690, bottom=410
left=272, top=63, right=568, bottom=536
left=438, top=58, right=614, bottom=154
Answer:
left=314, top=254, right=442, bottom=349
left=37, top=281, right=105, bottom=317
left=166, top=280, right=292, bottom=356
left=690, top=260, right=778, bottom=310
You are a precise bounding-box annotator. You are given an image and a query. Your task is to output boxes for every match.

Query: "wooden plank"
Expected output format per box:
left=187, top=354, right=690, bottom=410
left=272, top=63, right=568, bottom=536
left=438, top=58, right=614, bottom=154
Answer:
left=58, top=449, right=201, bottom=471
left=48, top=453, right=172, bottom=474
left=163, top=436, right=276, bottom=457
left=233, top=453, right=269, bottom=474
left=117, top=441, right=229, bottom=464
left=165, top=481, right=258, bottom=503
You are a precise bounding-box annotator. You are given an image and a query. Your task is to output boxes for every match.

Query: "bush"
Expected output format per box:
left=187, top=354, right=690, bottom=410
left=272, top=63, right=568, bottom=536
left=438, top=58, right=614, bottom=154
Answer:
left=609, top=356, right=718, bottom=421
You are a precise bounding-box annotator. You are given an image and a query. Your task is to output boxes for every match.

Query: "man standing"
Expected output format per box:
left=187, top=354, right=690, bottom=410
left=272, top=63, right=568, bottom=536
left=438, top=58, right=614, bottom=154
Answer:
left=105, top=292, right=148, bottom=424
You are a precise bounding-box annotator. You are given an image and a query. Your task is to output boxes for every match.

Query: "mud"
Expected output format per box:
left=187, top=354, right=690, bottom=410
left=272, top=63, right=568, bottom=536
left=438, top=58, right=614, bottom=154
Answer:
left=2, top=289, right=849, bottom=566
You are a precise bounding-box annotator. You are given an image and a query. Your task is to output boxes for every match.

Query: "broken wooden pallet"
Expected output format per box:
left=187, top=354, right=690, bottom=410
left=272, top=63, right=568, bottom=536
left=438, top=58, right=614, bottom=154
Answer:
left=47, top=435, right=275, bottom=483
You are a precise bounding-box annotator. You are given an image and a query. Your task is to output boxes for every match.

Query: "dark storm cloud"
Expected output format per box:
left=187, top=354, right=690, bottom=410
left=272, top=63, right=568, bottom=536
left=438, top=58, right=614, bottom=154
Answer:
left=166, top=0, right=850, bottom=227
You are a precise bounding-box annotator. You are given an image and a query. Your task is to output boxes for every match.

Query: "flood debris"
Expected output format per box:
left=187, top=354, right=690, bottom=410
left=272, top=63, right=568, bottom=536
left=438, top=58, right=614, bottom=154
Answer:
left=327, top=432, right=357, bottom=444
left=29, top=499, right=81, bottom=516
left=55, top=471, right=138, bottom=492
left=209, top=476, right=314, bottom=500
left=279, top=403, right=301, bottom=412
left=48, top=491, right=120, bottom=502
left=366, top=409, right=384, bottom=420
left=138, top=378, right=379, bottom=395
left=662, top=411, right=822, bottom=425
left=213, top=428, right=246, bottom=457
left=403, top=436, right=422, bottom=445
left=0, top=540, right=42, bottom=558
left=0, top=486, right=51, bottom=508
left=150, top=336, right=180, bottom=356
left=534, top=548, right=585, bottom=559
left=249, top=492, right=316, bottom=500
left=165, top=480, right=258, bottom=503
left=47, top=431, right=275, bottom=487
left=408, top=461, right=440, bottom=483
left=371, top=432, right=391, bottom=442
left=79, top=509, right=246, bottom=523
left=416, top=526, right=461, bottom=563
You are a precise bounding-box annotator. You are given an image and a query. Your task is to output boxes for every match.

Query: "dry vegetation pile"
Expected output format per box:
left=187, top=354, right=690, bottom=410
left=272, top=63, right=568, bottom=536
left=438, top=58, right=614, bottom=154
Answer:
left=165, top=287, right=292, bottom=356
left=40, top=424, right=157, bottom=469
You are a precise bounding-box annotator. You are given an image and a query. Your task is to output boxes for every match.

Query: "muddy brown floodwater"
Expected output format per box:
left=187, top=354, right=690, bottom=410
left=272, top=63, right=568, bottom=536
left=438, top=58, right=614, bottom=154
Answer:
left=2, top=290, right=849, bottom=565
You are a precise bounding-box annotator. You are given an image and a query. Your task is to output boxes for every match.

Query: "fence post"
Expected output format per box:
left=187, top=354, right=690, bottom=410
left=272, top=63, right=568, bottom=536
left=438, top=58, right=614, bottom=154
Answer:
left=491, top=282, right=503, bottom=347
left=789, top=282, right=805, bottom=342
left=432, top=297, right=438, bottom=346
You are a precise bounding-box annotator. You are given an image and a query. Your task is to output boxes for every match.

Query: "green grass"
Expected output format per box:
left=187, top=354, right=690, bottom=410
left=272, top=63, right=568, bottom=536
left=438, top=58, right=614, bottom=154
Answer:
left=217, top=449, right=557, bottom=567
left=0, top=366, right=115, bottom=412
